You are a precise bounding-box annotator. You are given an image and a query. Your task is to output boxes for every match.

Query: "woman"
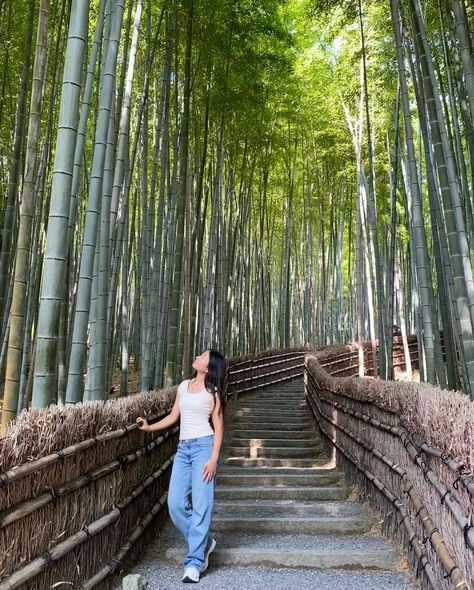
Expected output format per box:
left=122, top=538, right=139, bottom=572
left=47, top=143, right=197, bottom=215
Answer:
left=136, top=349, right=227, bottom=583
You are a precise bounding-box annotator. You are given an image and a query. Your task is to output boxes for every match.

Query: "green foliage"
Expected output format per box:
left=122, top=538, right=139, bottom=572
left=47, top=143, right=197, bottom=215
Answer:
left=0, top=0, right=400, bottom=266
left=0, top=0, right=441, bottom=360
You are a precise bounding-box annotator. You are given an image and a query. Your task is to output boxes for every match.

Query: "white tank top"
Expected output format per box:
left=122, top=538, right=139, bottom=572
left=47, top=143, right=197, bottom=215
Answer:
left=178, top=379, right=216, bottom=440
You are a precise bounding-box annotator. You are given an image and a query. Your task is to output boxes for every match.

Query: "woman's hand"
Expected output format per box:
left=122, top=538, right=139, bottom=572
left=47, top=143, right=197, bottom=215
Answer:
left=202, top=458, right=218, bottom=483
left=136, top=416, right=150, bottom=432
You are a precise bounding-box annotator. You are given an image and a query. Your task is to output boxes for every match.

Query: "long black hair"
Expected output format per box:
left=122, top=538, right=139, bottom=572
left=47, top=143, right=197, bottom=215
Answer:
left=191, top=348, right=227, bottom=419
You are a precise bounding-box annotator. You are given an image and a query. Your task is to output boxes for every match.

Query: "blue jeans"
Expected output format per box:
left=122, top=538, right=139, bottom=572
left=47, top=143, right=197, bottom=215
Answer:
left=167, top=434, right=223, bottom=572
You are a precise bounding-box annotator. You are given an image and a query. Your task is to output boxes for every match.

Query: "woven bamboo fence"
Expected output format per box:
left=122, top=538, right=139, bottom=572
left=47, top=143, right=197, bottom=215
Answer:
left=0, top=337, right=428, bottom=589
left=314, top=335, right=419, bottom=377
left=305, top=353, right=473, bottom=590
left=0, top=388, right=179, bottom=590
left=0, top=346, right=313, bottom=589
left=226, top=346, right=309, bottom=397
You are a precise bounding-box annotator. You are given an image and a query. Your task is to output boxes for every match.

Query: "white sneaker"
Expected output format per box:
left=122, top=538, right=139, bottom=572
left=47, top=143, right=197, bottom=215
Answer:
left=202, top=537, right=217, bottom=572
left=182, top=565, right=200, bottom=583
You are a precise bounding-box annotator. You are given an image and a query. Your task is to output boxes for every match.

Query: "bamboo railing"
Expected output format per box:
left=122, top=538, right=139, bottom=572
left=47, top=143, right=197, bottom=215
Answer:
left=0, top=347, right=313, bottom=589
left=0, top=389, right=178, bottom=590
left=226, top=347, right=309, bottom=397
left=305, top=354, right=473, bottom=590
left=0, top=338, right=428, bottom=589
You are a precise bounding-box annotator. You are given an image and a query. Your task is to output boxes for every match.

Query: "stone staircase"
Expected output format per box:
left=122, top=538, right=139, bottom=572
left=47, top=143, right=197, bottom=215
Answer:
left=116, top=380, right=418, bottom=589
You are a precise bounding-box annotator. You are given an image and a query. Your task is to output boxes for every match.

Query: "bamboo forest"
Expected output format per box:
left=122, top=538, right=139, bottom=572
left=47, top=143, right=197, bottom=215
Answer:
left=1, top=0, right=474, bottom=434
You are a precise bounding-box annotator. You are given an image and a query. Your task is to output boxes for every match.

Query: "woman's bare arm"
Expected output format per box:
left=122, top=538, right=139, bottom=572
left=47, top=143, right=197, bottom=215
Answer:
left=210, top=396, right=224, bottom=461
left=136, top=392, right=180, bottom=432
left=202, top=395, right=224, bottom=482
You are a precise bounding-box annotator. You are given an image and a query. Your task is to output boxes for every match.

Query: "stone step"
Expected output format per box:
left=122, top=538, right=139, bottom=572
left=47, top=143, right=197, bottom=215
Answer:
left=210, top=514, right=372, bottom=535
left=236, top=398, right=307, bottom=405
left=233, top=410, right=311, bottom=422
left=234, top=401, right=308, bottom=409
left=241, top=393, right=305, bottom=400
left=233, top=406, right=310, bottom=416
left=280, top=389, right=305, bottom=392
left=232, top=429, right=316, bottom=439
left=230, top=437, right=321, bottom=448
left=231, top=423, right=313, bottom=432
left=237, top=398, right=306, bottom=404
left=223, top=457, right=330, bottom=468
left=230, top=422, right=314, bottom=432
left=233, top=415, right=312, bottom=425
left=214, top=485, right=349, bottom=501
left=227, top=446, right=318, bottom=458
left=234, top=406, right=308, bottom=413
left=217, top=466, right=338, bottom=476
left=216, top=472, right=341, bottom=486
left=212, top=500, right=369, bottom=518
left=164, top=532, right=401, bottom=570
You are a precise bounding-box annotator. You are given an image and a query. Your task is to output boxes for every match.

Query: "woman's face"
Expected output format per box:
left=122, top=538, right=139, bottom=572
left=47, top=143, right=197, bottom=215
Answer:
left=193, top=350, right=210, bottom=373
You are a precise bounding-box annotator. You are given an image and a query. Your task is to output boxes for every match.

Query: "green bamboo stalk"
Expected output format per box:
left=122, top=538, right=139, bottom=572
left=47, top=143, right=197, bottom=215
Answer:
left=0, top=0, right=35, bottom=341
left=32, top=0, right=90, bottom=408
left=65, top=0, right=125, bottom=404
left=164, top=0, right=194, bottom=386
left=1, top=0, right=50, bottom=430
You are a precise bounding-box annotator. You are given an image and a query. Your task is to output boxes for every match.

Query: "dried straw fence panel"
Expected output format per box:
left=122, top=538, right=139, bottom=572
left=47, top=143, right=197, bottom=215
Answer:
left=314, top=335, right=419, bottom=377
left=305, top=354, right=474, bottom=590
left=224, top=335, right=418, bottom=392
left=0, top=339, right=424, bottom=589
left=226, top=346, right=309, bottom=397
left=0, top=387, right=178, bottom=590
left=0, top=348, right=309, bottom=590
